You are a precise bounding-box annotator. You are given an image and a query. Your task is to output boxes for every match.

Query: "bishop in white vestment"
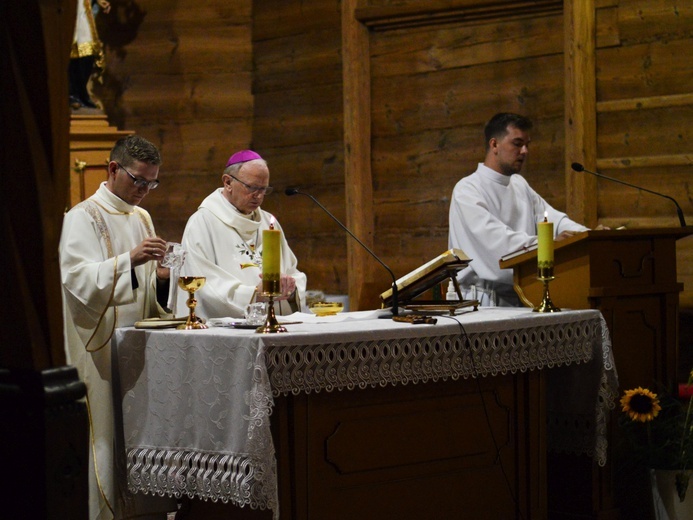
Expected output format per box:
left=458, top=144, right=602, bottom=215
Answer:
left=179, top=150, right=307, bottom=319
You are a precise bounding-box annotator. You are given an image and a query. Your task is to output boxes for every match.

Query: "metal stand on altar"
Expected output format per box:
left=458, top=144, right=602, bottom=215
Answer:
left=256, top=279, right=288, bottom=334
left=533, top=266, right=560, bottom=313
left=401, top=272, right=479, bottom=315
left=379, top=249, right=479, bottom=315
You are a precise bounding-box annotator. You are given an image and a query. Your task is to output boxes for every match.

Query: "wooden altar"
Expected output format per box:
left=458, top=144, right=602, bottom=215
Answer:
left=500, top=226, right=693, bottom=519
left=113, top=308, right=614, bottom=520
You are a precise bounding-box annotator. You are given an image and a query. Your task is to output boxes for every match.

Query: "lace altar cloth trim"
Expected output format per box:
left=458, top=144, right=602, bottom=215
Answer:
left=126, top=448, right=277, bottom=517
left=266, top=317, right=598, bottom=396
left=546, top=316, right=619, bottom=467
left=115, top=331, right=279, bottom=518
left=264, top=315, right=617, bottom=466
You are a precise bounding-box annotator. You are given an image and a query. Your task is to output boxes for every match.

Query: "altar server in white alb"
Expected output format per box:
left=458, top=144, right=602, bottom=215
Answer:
left=448, top=112, right=593, bottom=307
left=60, top=135, right=175, bottom=519
left=179, top=150, right=307, bottom=318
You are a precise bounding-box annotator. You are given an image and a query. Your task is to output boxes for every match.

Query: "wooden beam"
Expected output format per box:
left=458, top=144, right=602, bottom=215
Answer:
left=342, top=0, right=377, bottom=311
left=597, top=154, right=693, bottom=169
left=355, top=0, right=562, bottom=31
left=597, top=93, right=693, bottom=112
left=564, top=0, right=597, bottom=226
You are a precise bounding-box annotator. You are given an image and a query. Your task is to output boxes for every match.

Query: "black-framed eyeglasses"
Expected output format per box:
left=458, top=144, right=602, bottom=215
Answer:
left=230, top=174, right=273, bottom=195
left=116, top=162, right=160, bottom=190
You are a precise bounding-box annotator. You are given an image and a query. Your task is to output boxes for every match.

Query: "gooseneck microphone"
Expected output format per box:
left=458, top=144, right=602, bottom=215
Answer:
left=571, top=163, right=687, bottom=227
left=285, top=187, right=400, bottom=317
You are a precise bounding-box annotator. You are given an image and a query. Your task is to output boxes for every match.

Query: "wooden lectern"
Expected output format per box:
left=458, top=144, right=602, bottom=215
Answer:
left=500, top=227, right=693, bottom=519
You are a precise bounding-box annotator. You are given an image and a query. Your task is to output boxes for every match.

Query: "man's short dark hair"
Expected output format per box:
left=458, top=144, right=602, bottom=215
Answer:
left=484, top=113, right=533, bottom=149
left=110, top=135, right=162, bottom=167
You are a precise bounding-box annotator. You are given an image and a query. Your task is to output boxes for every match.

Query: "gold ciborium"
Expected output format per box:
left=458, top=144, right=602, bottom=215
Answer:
left=308, top=301, right=344, bottom=317
left=177, top=276, right=208, bottom=329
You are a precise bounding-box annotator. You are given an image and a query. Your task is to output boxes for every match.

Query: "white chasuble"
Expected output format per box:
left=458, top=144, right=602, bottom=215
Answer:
left=60, top=183, right=171, bottom=519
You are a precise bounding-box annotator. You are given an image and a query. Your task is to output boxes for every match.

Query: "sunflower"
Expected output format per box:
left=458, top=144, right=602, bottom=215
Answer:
left=619, top=380, right=693, bottom=501
left=620, top=387, right=662, bottom=423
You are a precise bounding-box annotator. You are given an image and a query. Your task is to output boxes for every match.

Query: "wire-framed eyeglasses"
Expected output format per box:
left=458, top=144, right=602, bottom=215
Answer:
left=116, top=162, right=160, bottom=190
left=230, top=174, right=273, bottom=195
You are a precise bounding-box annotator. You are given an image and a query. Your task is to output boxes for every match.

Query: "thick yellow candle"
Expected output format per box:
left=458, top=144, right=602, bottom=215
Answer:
left=262, top=223, right=281, bottom=294
left=537, top=213, right=554, bottom=269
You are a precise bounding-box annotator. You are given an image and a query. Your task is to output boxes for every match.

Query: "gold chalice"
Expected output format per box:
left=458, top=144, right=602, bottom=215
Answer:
left=177, top=276, right=208, bottom=330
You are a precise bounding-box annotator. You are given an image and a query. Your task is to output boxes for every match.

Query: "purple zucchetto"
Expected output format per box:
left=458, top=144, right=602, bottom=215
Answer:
left=225, top=150, right=263, bottom=168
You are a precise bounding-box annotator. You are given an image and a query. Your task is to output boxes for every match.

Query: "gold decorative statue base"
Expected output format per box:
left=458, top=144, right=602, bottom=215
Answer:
left=533, top=267, right=561, bottom=313
left=256, top=294, right=288, bottom=334
left=177, top=276, right=208, bottom=329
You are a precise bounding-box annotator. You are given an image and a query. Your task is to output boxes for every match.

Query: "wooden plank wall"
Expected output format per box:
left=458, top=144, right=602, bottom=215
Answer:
left=253, top=0, right=693, bottom=308
left=97, top=0, right=693, bottom=308
left=95, top=0, right=255, bottom=243
left=251, top=1, right=347, bottom=299
left=595, top=0, right=693, bottom=306
left=366, top=2, right=567, bottom=285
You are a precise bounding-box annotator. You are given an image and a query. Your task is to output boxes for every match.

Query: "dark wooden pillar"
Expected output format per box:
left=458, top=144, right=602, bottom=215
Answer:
left=1, top=1, right=90, bottom=518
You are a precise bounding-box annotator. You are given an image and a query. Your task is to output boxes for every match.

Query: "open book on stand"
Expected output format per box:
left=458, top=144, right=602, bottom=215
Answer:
left=380, top=248, right=478, bottom=313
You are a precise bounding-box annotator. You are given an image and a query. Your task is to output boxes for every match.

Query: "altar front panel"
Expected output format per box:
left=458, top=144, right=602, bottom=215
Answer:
left=272, top=370, right=544, bottom=520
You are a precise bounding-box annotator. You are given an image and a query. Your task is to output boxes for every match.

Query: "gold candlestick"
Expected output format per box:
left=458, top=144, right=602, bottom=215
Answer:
left=257, top=220, right=287, bottom=333
left=177, top=276, right=208, bottom=329
left=256, top=293, right=287, bottom=334
left=533, top=267, right=561, bottom=313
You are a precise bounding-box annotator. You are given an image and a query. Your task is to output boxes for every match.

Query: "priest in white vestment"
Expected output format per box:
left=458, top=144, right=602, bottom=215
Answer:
left=60, top=135, right=175, bottom=519
left=449, top=113, right=592, bottom=307
left=178, top=150, right=307, bottom=319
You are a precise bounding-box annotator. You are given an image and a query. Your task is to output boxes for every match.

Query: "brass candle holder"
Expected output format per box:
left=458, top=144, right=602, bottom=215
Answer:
left=256, top=278, right=287, bottom=333
left=534, top=266, right=561, bottom=313
left=177, top=276, right=208, bottom=329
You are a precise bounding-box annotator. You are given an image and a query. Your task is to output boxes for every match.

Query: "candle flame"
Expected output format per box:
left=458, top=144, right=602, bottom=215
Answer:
left=543, top=211, right=548, bottom=222
left=269, top=216, right=275, bottom=230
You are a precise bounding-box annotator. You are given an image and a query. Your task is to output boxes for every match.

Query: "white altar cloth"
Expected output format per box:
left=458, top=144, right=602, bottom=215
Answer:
left=112, top=307, right=618, bottom=518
